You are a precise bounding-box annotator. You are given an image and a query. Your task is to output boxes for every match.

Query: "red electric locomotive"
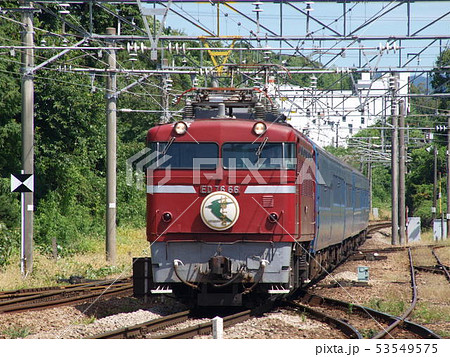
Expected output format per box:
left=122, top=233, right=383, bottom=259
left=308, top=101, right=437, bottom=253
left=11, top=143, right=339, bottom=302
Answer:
left=133, top=88, right=369, bottom=307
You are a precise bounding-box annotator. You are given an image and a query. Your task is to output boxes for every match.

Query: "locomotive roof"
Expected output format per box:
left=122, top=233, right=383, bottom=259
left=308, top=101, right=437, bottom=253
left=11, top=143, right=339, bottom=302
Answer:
left=147, top=118, right=311, bottom=145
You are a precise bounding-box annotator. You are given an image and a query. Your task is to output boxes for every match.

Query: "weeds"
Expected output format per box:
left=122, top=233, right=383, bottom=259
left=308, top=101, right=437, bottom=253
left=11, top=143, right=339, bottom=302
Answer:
left=436, top=330, right=450, bottom=338
left=79, top=316, right=96, bottom=325
left=2, top=326, right=31, bottom=339
left=83, top=264, right=124, bottom=279
left=412, top=303, right=450, bottom=324
left=0, top=227, right=148, bottom=291
left=367, top=298, right=406, bottom=316
left=360, top=328, right=377, bottom=338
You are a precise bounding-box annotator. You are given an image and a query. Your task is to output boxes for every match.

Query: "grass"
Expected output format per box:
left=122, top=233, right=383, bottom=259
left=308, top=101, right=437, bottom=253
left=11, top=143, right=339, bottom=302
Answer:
left=411, top=301, right=450, bottom=324
left=360, top=328, right=377, bottom=339
left=369, top=206, right=391, bottom=221
left=78, top=316, right=97, bottom=325
left=0, top=226, right=149, bottom=291
left=437, top=330, right=450, bottom=338
left=367, top=298, right=407, bottom=317
left=2, top=326, right=31, bottom=339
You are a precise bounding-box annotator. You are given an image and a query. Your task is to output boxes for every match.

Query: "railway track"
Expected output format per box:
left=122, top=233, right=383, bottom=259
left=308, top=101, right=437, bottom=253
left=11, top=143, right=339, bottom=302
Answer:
left=0, top=278, right=127, bottom=301
left=411, top=245, right=450, bottom=282
left=431, top=246, right=450, bottom=283
left=91, top=309, right=256, bottom=339
left=0, top=278, right=132, bottom=313
left=301, top=247, right=441, bottom=339
left=150, top=309, right=252, bottom=339
left=367, top=221, right=392, bottom=234
left=91, top=310, right=192, bottom=338
left=295, top=292, right=441, bottom=339
left=282, top=300, right=362, bottom=338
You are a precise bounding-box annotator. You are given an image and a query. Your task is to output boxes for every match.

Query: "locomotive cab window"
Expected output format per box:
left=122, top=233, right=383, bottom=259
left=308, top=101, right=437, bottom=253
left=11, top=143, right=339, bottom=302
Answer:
left=147, top=142, right=219, bottom=169
left=222, top=142, right=296, bottom=169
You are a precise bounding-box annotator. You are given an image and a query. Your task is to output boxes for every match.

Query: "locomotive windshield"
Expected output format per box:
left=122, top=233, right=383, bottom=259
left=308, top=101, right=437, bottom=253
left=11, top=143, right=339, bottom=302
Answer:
left=222, top=142, right=296, bottom=169
left=148, top=142, right=219, bottom=169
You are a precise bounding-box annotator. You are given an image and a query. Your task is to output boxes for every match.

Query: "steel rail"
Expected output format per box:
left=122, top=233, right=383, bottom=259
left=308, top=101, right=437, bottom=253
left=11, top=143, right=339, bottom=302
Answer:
left=92, top=309, right=253, bottom=339
left=150, top=309, right=252, bottom=339
left=366, top=221, right=392, bottom=234
left=432, top=247, right=450, bottom=283
left=358, top=247, right=406, bottom=254
left=298, top=292, right=441, bottom=339
left=414, top=265, right=449, bottom=276
left=0, top=278, right=131, bottom=301
left=358, top=244, right=448, bottom=254
left=91, top=310, right=192, bottom=339
left=372, top=248, right=418, bottom=339
left=0, top=281, right=130, bottom=308
left=0, top=282, right=132, bottom=313
left=283, top=300, right=362, bottom=339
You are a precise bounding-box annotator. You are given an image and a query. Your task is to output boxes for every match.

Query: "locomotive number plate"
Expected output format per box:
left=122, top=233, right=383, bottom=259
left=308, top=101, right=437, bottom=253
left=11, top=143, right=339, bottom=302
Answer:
left=199, top=185, right=240, bottom=195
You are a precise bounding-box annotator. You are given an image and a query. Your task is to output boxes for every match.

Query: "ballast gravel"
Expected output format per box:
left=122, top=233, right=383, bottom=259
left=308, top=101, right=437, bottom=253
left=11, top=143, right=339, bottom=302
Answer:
left=0, top=296, right=187, bottom=339
left=195, top=311, right=345, bottom=339
left=1, top=230, right=448, bottom=339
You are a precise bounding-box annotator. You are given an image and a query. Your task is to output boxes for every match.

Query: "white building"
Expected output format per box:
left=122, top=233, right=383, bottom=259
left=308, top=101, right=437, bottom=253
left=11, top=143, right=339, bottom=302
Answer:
left=273, top=72, right=409, bottom=148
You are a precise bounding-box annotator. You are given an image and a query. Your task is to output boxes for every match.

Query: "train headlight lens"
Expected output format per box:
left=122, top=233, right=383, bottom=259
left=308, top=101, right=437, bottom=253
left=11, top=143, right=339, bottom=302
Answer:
left=162, top=212, right=173, bottom=222
left=253, top=122, right=267, bottom=135
left=174, top=121, right=187, bottom=135
left=268, top=212, right=279, bottom=223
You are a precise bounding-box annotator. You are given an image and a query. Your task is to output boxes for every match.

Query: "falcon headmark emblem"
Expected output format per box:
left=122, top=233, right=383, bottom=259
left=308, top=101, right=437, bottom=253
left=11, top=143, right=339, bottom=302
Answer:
left=200, top=191, right=240, bottom=231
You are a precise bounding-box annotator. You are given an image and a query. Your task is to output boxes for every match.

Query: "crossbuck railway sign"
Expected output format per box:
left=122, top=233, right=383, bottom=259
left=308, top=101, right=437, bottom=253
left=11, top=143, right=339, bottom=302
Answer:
left=11, top=173, right=34, bottom=193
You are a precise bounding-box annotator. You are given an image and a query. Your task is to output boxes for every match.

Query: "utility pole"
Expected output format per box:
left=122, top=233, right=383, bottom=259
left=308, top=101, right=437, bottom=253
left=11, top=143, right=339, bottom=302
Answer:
left=390, top=73, right=399, bottom=245
left=106, top=27, right=117, bottom=265
left=447, top=116, right=450, bottom=239
left=21, top=0, right=35, bottom=275
left=367, top=137, right=373, bottom=215
left=432, top=145, right=437, bottom=220
left=438, top=171, right=444, bottom=240
left=439, top=171, right=444, bottom=240
left=399, top=99, right=406, bottom=244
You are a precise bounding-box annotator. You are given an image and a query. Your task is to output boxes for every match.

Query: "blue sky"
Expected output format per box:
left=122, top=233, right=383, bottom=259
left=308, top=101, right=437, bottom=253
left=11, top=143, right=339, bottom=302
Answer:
left=145, top=1, right=450, bottom=69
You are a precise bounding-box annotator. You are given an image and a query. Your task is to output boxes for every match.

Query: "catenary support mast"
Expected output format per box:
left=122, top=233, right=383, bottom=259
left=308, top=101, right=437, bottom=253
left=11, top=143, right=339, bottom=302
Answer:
left=106, top=27, right=117, bottom=265
left=447, top=115, right=450, bottom=239
left=390, top=73, right=399, bottom=245
left=399, top=99, right=406, bottom=244
left=20, top=0, right=35, bottom=275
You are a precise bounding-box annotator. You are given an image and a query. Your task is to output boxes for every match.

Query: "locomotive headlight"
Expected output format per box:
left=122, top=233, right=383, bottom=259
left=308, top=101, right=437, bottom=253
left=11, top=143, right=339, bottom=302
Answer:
left=162, top=212, right=173, bottom=222
left=174, top=121, right=187, bottom=135
left=253, top=122, right=267, bottom=135
left=268, top=212, right=279, bottom=223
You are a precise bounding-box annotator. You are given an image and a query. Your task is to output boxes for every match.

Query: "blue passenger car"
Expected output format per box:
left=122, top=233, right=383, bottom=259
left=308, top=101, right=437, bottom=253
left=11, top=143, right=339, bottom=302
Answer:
left=312, top=144, right=370, bottom=253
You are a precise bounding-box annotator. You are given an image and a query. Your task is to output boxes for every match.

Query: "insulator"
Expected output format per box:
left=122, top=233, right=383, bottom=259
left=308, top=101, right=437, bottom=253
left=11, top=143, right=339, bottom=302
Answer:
left=129, top=52, right=137, bottom=61
left=183, top=104, right=194, bottom=120
left=255, top=102, right=265, bottom=121
left=217, top=103, right=226, bottom=118
left=389, top=76, right=397, bottom=90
